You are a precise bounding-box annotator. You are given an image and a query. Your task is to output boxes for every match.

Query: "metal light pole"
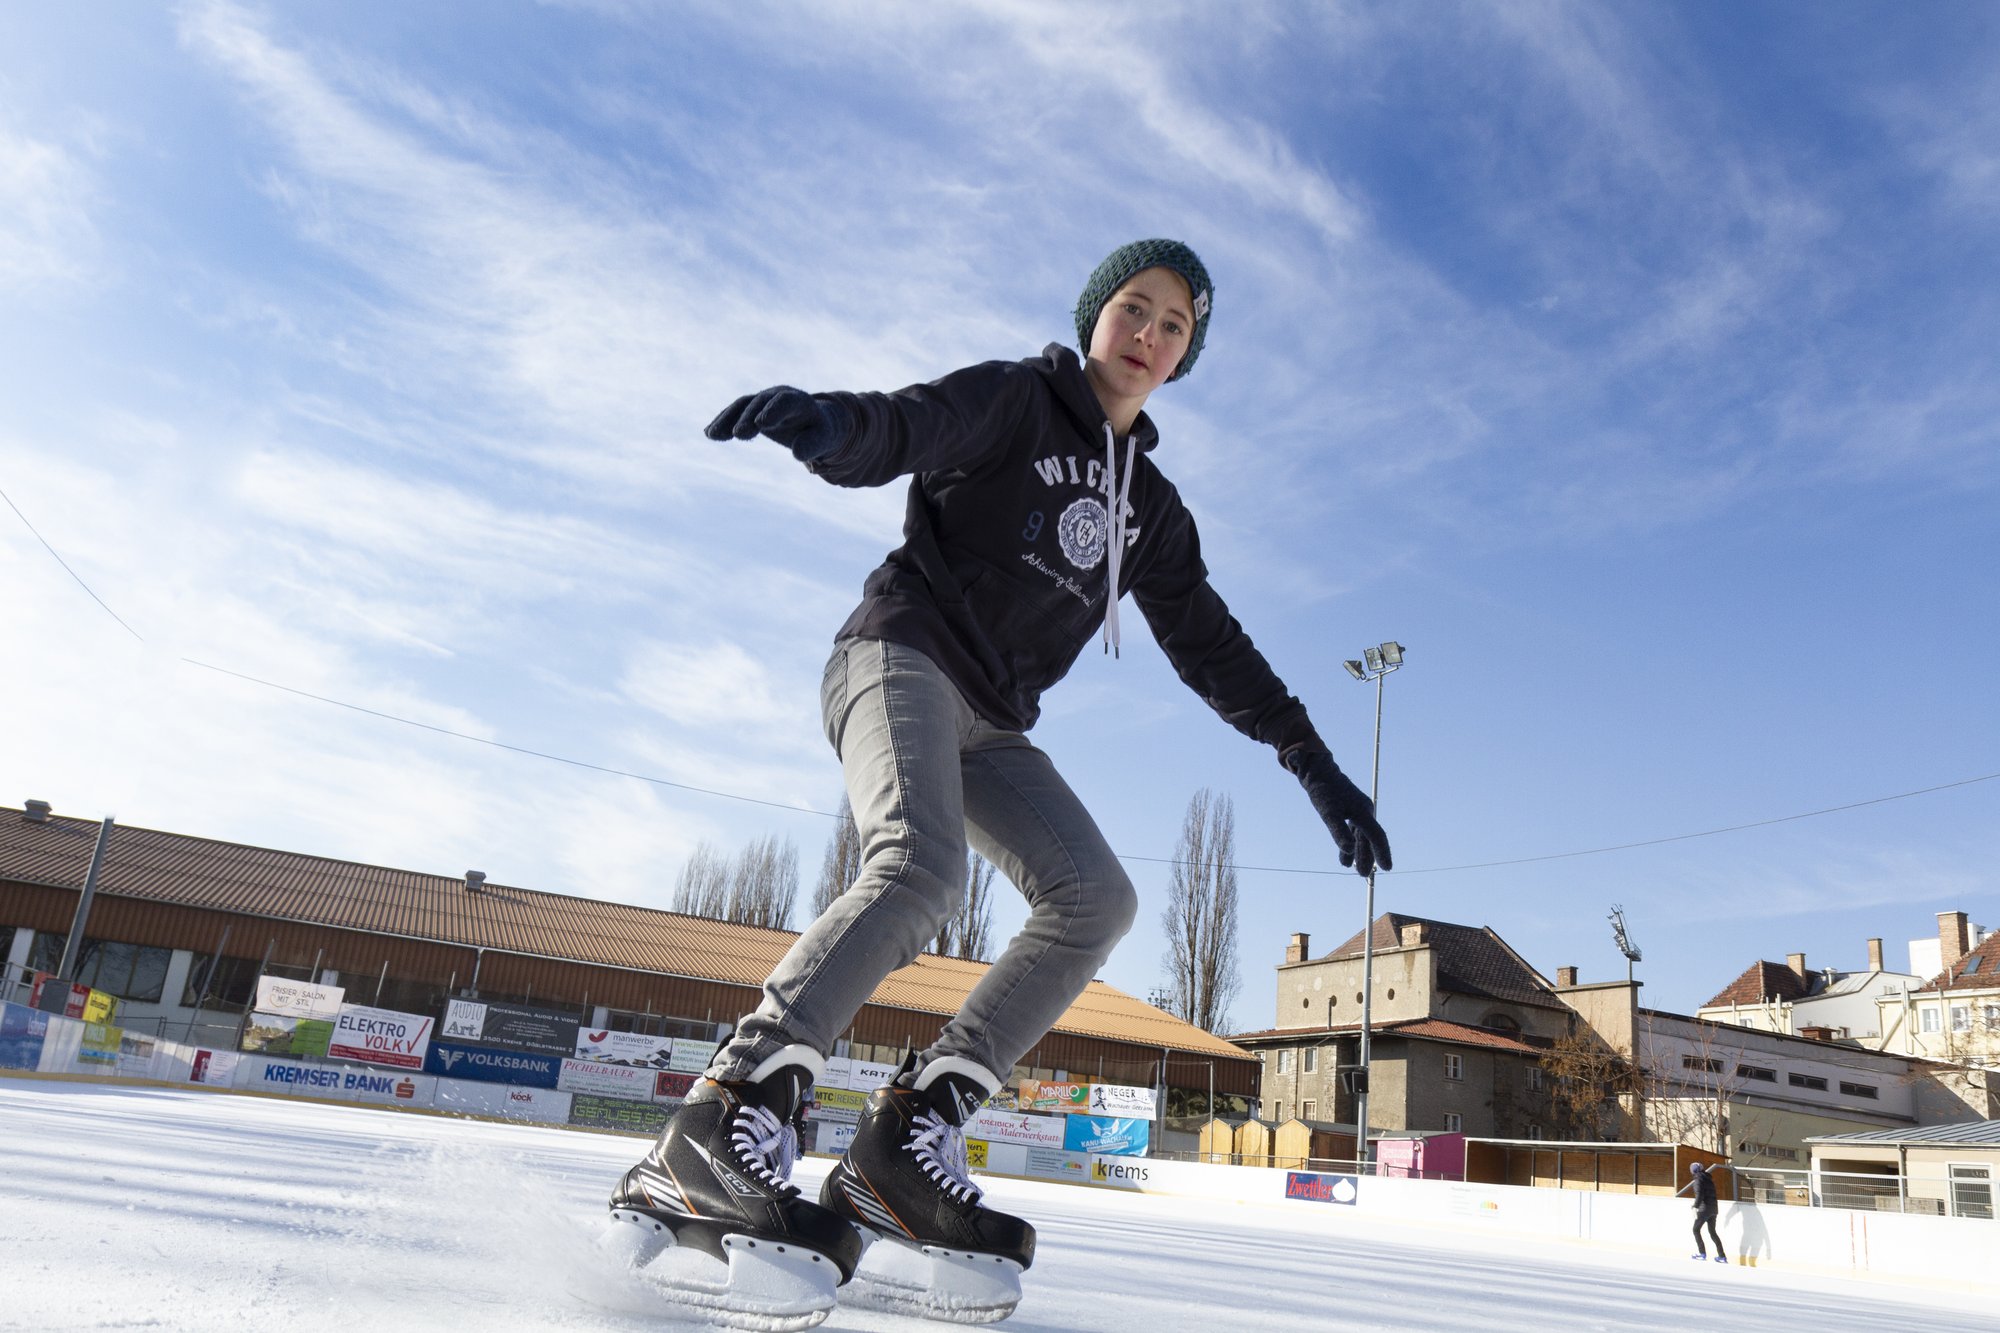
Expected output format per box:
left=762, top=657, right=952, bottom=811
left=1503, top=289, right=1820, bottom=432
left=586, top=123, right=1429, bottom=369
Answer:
left=1342, top=641, right=1403, bottom=1170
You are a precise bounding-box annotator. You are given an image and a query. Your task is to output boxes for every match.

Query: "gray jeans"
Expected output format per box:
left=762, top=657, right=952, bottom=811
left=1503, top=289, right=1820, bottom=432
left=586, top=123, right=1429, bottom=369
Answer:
left=713, top=637, right=1138, bottom=1085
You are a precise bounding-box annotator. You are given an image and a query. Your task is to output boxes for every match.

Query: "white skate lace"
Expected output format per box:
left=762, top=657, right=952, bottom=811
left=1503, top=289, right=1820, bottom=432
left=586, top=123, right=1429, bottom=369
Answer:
left=728, top=1103, right=801, bottom=1194
left=906, top=1109, right=983, bottom=1206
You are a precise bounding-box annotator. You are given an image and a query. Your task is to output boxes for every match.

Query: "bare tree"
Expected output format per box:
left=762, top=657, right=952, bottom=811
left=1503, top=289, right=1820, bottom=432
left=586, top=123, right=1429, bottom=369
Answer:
left=1159, top=788, right=1240, bottom=1034
left=1536, top=1025, right=1633, bottom=1140
left=935, top=852, right=996, bottom=961
left=812, top=794, right=862, bottom=919
left=728, top=833, right=800, bottom=930
left=1637, top=1016, right=1769, bottom=1155
left=671, top=841, right=732, bottom=918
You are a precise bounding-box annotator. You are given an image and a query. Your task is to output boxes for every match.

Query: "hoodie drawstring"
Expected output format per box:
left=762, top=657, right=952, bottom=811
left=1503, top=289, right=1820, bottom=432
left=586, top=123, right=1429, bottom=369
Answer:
left=1102, top=422, right=1136, bottom=656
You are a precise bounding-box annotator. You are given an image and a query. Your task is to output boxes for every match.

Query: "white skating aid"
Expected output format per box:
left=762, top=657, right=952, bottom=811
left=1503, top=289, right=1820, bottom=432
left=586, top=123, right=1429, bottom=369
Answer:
left=592, top=1211, right=841, bottom=1331
left=841, top=1233, right=1025, bottom=1325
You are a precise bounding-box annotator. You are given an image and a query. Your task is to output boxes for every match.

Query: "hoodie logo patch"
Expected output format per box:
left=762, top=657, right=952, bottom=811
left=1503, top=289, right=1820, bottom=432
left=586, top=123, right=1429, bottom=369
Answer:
left=1057, top=498, right=1107, bottom=571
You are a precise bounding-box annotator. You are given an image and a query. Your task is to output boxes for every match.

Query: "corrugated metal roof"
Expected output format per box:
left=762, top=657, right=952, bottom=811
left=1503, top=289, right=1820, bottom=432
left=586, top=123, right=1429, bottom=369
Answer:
left=1805, top=1121, right=2000, bottom=1148
left=1228, top=1017, right=1551, bottom=1056
left=0, top=808, right=1249, bottom=1061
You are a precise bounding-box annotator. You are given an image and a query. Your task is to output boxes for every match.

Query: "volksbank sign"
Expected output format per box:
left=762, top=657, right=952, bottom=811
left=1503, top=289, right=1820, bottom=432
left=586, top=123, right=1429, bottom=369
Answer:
left=423, top=1039, right=561, bottom=1089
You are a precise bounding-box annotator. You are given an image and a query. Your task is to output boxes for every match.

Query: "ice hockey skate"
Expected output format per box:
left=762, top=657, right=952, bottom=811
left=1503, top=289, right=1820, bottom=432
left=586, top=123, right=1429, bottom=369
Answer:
left=822, top=1055, right=1035, bottom=1325
left=599, top=1045, right=863, bottom=1331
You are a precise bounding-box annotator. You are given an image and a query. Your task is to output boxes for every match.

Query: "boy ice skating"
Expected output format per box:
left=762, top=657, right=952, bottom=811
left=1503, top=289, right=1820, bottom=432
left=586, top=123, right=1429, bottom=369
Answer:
left=1687, top=1162, right=1727, bottom=1263
left=607, top=239, right=1392, bottom=1327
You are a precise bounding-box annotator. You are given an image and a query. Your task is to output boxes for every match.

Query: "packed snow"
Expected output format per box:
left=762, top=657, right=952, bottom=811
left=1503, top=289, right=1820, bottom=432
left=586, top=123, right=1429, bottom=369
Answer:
left=1, top=1077, right=1990, bottom=1331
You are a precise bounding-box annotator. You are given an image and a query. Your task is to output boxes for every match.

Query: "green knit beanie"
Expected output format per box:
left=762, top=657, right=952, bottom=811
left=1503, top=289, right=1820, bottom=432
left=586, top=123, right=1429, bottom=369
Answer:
left=1074, top=239, right=1213, bottom=382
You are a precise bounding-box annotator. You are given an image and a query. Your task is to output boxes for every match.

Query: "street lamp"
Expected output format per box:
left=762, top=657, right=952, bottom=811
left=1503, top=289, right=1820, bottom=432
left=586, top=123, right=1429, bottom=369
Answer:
left=1344, top=642, right=1403, bottom=1170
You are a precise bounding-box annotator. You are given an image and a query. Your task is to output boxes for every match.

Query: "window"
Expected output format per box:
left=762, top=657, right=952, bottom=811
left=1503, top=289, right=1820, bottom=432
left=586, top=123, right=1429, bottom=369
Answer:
left=1984, top=1004, right=2000, bottom=1030
left=1737, top=1064, right=1777, bottom=1082
left=1443, top=1112, right=1462, bottom=1133
left=1951, top=1006, right=1971, bottom=1033
left=1838, top=1081, right=1878, bottom=1100
left=1682, top=1055, right=1724, bottom=1073
left=1528, top=1067, right=1544, bottom=1091
left=1277, top=1050, right=1294, bottom=1074
left=1444, top=1053, right=1463, bottom=1080
left=1302, top=1100, right=1317, bottom=1121
left=1963, top=957, right=1985, bottom=977
left=1787, top=1072, right=1828, bottom=1091
left=1527, top=1124, right=1543, bottom=1141
left=1949, top=1165, right=1994, bottom=1221
left=1304, top=1048, right=1318, bottom=1073
left=1920, top=1008, right=1941, bottom=1033
left=181, top=953, right=263, bottom=1012
left=70, top=938, right=172, bottom=1003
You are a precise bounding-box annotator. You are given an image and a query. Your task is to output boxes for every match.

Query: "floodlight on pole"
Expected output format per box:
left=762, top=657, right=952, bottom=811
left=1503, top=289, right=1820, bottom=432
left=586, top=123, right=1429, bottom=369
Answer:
left=1343, top=642, right=1405, bottom=1171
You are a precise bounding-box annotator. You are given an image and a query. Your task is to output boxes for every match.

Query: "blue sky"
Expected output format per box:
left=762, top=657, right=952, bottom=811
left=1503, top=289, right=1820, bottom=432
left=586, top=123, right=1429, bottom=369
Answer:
left=3, top=2, right=1995, bottom=1031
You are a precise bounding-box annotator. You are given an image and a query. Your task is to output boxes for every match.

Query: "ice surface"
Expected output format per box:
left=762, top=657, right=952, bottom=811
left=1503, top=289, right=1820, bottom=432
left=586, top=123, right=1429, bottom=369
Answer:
left=1, top=1077, right=1990, bottom=1331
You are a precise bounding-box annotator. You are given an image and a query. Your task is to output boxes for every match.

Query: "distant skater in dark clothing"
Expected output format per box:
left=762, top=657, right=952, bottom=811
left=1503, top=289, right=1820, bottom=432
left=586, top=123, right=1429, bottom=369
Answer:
left=1687, top=1162, right=1726, bottom=1263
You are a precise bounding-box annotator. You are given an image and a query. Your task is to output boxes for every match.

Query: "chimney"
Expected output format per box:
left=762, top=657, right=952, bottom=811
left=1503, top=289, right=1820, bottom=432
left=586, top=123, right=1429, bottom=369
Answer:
left=23, top=800, right=51, bottom=823
left=1556, top=966, right=1578, bottom=987
left=1399, top=922, right=1428, bottom=948
left=1285, top=932, right=1310, bottom=965
left=1786, top=952, right=1807, bottom=981
left=464, top=870, right=487, bottom=894
left=1866, top=938, right=1884, bottom=972
left=1939, top=911, right=1971, bottom=975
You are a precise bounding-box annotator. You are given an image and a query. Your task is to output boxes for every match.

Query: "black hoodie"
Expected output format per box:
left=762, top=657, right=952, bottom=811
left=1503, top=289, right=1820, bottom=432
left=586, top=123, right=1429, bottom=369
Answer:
left=811, top=343, right=1324, bottom=766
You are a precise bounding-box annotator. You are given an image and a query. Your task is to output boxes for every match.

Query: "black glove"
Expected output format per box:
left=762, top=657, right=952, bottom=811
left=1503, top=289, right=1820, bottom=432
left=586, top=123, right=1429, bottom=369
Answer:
left=704, top=386, right=850, bottom=462
left=1286, top=751, right=1392, bottom=878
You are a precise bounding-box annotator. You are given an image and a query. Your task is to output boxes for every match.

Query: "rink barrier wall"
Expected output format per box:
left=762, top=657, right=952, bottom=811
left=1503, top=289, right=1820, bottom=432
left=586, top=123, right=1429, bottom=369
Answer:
left=8, top=1001, right=1993, bottom=1292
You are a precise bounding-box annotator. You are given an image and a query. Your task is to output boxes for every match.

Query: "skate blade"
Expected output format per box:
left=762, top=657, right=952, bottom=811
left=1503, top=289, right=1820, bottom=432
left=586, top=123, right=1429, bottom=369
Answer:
left=843, top=1234, right=1024, bottom=1325
left=591, top=1210, right=839, bottom=1331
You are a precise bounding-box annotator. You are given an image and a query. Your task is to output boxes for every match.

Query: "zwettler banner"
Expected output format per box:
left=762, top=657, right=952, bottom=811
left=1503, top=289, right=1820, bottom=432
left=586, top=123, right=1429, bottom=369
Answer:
left=440, top=999, right=580, bottom=1057
left=423, top=1039, right=561, bottom=1089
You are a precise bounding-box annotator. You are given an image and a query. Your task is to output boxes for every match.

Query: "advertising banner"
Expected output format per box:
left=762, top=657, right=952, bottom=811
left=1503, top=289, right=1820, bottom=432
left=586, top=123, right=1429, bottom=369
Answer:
left=814, top=1120, right=858, bottom=1156
left=0, top=1002, right=50, bottom=1071
left=327, top=1005, right=433, bottom=1070
left=1018, top=1080, right=1088, bottom=1113
left=1085, top=1083, right=1157, bottom=1117
left=30, top=972, right=116, bottom=1022
left=1088, top=1155, right=1156, bottom=1189
left=1063, top=1114, right=1150, bottom=1157
left=1023, top=1146, right=1089, bottom=1184
left=1284, top=1171, right=1359, bottom=1205
left=573, top=1029, right=678, bottom=1068
left=569, top=1093, right=672, bottom=1136
left=441, top=999, right=579, bottom=1057
left=237, top=1056, right=435, bottom=1105
left=435, top=1080, right=573, bottom=1123
left=254, top=977, right=345, bottom=1020
left=78, top=1021, right=122, bottom=1068
left=668, top=1038, right=719, bottom=1074
left=240, top=1014, right=335, bottom=1059
left=808, top=1087, right=868, bottom=1123
left=424, top=1039, right=562, bottom=1088
left=652, top=1070, right=698, bottom=1104
left=557, top=1057, right=656, bottom=1100
left=116, top=1031, right=159, bottom=1078
left=189, top=1049, right=239, bottom=1085
left=842, top=1060, right=897, bottom=1091
left=966, top=1108, right=1066, bottom=1149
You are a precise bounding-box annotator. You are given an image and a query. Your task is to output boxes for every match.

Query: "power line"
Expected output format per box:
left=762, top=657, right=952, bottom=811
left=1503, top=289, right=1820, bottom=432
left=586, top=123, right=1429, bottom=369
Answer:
left=13, top=485, right=1993, bottom=879
left=1, top=486, right=145, bottom=642
left=180, top=659, right=836, bottom=820
left=185, top=659, right=1995, bottom=879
